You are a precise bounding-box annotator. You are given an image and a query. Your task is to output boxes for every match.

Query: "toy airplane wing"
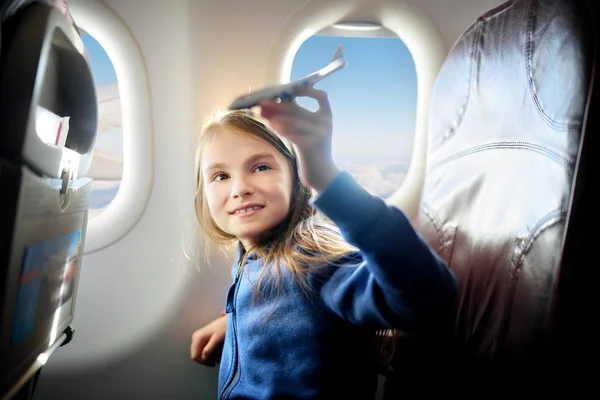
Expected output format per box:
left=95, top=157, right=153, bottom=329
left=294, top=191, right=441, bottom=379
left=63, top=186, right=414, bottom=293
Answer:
left=228, top=45, right=347, bottom=110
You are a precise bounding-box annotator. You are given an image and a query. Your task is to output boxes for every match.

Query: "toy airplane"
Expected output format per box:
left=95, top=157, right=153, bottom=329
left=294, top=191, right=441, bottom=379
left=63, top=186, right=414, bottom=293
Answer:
left=228, top=45, right=347, bottom=110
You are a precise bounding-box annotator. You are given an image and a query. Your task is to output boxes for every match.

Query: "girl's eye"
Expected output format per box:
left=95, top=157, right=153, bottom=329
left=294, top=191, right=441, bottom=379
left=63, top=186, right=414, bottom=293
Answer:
left=213, top=173, right=229, bottom=181
left=254, top=164, right=271, bottom=172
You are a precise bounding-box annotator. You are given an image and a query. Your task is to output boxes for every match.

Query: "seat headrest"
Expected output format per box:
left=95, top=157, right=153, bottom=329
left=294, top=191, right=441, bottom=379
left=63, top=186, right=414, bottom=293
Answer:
left=418, top=0, right=594, bottom=366
left=429, top=0, right=590, bottom=155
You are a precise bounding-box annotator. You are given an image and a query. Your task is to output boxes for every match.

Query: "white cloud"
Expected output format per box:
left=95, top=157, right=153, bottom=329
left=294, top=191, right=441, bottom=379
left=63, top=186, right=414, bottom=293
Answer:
left=86, top=149, right=123, bottom=180
left=332, top=130, right=414, bottom=160
left=96, top=83, right=121, bottom=134
left=336, top=154, right=409, bottom=198
left=94, top=127, right=123, bottom=157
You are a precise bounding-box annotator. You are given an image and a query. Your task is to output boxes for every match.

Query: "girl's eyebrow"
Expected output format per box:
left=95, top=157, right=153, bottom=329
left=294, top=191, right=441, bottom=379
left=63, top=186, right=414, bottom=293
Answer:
left=204, top=161, right=226, bottom=173
left=244, top=153, right=276, bottom=165
left=204, top=153, right=276, bottom=173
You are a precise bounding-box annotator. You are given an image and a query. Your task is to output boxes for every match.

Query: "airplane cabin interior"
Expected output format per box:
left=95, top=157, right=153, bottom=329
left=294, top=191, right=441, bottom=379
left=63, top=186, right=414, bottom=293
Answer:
left=0, top=0, right=597, bottom=399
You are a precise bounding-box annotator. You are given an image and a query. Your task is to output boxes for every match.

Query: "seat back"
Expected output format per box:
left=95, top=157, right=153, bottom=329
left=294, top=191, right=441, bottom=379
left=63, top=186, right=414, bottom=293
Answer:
left=384, top=0, right=598, bottom=394
left=0, top=1, right=96, bottom=398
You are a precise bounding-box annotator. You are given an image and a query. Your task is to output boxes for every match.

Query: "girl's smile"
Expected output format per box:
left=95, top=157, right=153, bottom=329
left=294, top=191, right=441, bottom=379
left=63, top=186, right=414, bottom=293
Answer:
left=230, top=204, right=265, bottom=217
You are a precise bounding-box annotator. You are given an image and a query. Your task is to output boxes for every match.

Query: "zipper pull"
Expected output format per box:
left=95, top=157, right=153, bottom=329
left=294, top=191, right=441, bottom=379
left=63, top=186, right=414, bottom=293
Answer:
left=225, top=283, right=236, bottom=313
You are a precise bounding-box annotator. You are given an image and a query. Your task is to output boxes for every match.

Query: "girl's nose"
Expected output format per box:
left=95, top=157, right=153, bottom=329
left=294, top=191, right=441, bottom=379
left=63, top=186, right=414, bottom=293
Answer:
left=230, top=176, right=255, bottom=198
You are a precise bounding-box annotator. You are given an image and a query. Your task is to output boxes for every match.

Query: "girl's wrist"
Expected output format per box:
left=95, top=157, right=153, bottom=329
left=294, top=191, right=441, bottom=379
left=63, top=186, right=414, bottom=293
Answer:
left=306, top=160, right=340, bottom=193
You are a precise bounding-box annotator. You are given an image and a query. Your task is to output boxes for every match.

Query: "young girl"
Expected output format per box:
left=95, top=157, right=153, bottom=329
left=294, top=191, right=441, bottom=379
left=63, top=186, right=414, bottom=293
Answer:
left=190, top=88, right=457, bottom=399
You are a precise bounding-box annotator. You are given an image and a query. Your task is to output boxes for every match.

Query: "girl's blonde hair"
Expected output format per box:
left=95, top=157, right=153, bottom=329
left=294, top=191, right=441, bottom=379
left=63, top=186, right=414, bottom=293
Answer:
left=194, top=109, right=356, bottom=295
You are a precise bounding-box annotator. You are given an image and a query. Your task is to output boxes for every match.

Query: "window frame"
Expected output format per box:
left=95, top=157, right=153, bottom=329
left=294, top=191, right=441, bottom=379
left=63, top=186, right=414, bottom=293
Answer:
left=69, top=0, right=154, bottom=254
left=264, top=2, right=447, bottom=219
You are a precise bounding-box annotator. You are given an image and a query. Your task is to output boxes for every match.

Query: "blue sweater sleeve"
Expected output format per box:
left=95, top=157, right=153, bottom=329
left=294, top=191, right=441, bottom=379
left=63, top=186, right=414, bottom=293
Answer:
left=311, top=171, right=458, bottom=331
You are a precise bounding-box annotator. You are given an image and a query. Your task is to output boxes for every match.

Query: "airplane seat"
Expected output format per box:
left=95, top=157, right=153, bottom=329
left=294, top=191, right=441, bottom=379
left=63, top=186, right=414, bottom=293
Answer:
left=0, top=1, right=97, bottom=399
left=382, top=0, right=598, bottom=396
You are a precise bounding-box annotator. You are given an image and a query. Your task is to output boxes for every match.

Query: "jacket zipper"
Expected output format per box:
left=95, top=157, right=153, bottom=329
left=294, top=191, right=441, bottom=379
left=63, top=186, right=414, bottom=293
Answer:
left=220, top=260, right=244, bottom=399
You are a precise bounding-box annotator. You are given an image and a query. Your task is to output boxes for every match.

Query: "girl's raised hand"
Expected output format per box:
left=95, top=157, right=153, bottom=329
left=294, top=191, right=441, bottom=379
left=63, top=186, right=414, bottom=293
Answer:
left=259, top=87, right=340, bottom=193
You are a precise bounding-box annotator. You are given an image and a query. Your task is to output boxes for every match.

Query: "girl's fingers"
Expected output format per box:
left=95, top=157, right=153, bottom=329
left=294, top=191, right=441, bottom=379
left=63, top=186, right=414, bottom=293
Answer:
left=259, top=87, right=331, bottom=118
left=288, top=87, right=332, bottom=115
left=309, top=89, right=331, bottom=115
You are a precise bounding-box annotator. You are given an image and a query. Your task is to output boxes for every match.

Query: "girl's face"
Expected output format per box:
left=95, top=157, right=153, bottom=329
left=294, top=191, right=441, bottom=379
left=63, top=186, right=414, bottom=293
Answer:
left=201, top=128, right=294, bottom=248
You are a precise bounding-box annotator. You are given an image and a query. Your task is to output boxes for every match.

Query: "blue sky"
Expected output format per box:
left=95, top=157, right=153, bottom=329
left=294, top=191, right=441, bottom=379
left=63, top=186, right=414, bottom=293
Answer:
left=291, top=35, right=417, bottom=158
left=82, top=34, right=117, bottom=84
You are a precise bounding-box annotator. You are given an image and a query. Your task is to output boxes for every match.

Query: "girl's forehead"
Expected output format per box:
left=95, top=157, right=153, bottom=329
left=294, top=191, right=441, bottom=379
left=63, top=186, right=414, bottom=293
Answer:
left=202, top=128, right=282, bottom=167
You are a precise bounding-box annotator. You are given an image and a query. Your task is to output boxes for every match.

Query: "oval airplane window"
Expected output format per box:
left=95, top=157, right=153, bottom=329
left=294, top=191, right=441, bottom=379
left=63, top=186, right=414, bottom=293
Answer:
left=266, top=1, right=446, bottom=219
left=69, top=0, right=153, bottom=254
left=291, top=32, right=416, bottom=198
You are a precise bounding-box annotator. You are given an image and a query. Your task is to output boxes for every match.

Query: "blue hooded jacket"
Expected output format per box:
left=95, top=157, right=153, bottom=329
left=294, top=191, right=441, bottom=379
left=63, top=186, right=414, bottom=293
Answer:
left=217, top=171, right=457, bottom=399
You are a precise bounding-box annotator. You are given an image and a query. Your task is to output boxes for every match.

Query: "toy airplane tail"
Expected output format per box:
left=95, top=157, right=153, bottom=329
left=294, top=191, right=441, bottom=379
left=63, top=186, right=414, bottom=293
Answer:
left=228, top=45, right=347, bottom=110
left=332, top=44, right=343, bottom=62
